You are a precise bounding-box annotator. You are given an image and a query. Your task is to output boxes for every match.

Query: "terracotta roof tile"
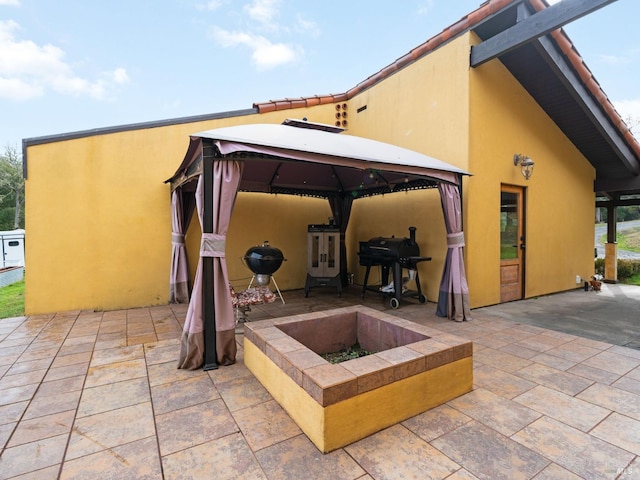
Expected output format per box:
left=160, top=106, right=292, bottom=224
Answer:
left=305, top=97, right=321, bottom=107
left=253, top=0, right=640, bottom=158
left=467, top=8, right=486, bottom=26
left=449, top=17, right=472, bottom=37
left=488, top=0, right=513, bottom=15
left=547, top=27, right=640, bottom=153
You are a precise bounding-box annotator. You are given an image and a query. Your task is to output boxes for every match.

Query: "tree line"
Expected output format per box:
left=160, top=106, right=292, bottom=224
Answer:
left=597, top=206, right=640, bottom=223
left=0, top=145, right=25, bottom=231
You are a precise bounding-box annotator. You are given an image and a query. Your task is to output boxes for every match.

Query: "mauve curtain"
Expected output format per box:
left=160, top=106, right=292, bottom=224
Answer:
left=177, top=176, right=206, bottom=369
left=329, top=193, right=354, bottom=285
left=436, top=183, right=471, bottom=322
left=177, top=159, right=243, bottom=369
left=209, top=159, right=243, bottom=366
left=169, top=190, right=189, bottom=304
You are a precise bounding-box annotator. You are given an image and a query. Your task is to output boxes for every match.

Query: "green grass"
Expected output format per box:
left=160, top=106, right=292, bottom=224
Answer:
left=624, top=273, right=640, bottom=286
left=596, top=227, right=640, bottom=285
left=0, top=279, right=25, bottom=319
left=616, top=227, right=640, bottom=253
left=599, top=227, right=640, bottom=253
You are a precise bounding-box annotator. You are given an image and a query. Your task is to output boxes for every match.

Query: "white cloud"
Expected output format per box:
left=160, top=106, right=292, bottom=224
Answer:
left=205, top=0, right=308, bottom=70
left=112, top=67, right=129, bottom=84
left=295, top=14, right=320, bottom=37
left=0, top=77, right=41, bottom=101
left=243, top=0, right=281, bottom=24
left=0, top=0, right=20, bottom=6
left=0, top=20, right=129, bottom=101
left=251, top=41, right=299, bottom=69
left=210, top=26, right=301, bottom=70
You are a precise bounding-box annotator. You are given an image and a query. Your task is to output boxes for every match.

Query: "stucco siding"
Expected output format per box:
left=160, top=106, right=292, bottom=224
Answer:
left=342, top=34, right=472, bottom=304
left=24, top=107, right=337, bottom=314
left=467, top=33, right=596, bottom=307
left=25, top=28, right=596, bottom=315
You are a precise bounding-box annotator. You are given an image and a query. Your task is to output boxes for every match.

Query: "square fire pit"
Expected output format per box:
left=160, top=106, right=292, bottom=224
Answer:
left=243, top=306, right=472, bottom=453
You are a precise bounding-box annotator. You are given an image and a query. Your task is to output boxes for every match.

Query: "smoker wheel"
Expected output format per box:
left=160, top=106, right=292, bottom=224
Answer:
left=390, top=298, right=400, bottom=309
left=419, top=294, right=426, bottom=303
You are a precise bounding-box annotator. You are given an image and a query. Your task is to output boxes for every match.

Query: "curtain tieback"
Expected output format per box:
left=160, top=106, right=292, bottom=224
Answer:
left=201, top=233, right=226, bottom=257
left=171, top=232, right=185, bottom=245
left=447, top=232, right=465, bottom=248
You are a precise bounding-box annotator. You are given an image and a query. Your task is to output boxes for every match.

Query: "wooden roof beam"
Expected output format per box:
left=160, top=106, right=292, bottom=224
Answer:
left=534, top=32, right=640, bottom=175
left=470, top=0, right=618, bottom=67
left=595, top=176, right=640, bottom=196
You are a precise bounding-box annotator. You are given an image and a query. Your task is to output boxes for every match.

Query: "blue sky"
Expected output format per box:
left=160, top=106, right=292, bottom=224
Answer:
left=1, top=0, right=639, bottom=150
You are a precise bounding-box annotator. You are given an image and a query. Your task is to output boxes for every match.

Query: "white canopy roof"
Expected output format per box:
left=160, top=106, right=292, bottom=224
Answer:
left=170, top=122, right=470, bottom=197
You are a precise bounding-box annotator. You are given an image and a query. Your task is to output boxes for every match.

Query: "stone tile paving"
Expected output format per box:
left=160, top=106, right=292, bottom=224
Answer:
left=0, top=287, right=639, bottom=479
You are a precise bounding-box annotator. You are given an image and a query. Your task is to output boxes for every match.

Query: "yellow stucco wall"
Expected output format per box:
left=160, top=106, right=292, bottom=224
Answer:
left=25, top=107, right=336, bottom=314
left=192, top=192, right=332, bottom=293
left=467, top=34, right=595, bottom=306
left=344, top=31, right=594, bottom=307
left=234, top=194, right=330, bottom=286
left=25, top=30, right=596, bottom=314
left=343, top=35, right=472, bottom=303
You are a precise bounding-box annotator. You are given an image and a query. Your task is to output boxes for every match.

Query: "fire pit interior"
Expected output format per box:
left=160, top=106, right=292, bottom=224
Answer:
left=244, top=306, right=472, bottom=452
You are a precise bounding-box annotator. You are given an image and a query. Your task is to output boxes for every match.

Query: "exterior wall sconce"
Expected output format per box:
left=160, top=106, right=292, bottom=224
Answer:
left=513, top=154, right=534, bottom=180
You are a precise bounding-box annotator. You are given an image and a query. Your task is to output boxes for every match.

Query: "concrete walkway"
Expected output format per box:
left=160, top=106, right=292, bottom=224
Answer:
left=0, top=285, right=639, bottom=479
left=475, top=283, right=640, bottom=350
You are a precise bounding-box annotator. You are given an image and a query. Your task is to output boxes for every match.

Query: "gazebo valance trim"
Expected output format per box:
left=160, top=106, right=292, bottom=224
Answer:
left=167, top=123, right=470, bottom=196
left=170, top=123, right=473, bottom=370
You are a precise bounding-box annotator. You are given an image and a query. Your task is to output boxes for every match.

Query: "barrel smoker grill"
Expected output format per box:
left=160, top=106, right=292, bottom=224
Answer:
left=358, top=227, right=431, bottom=309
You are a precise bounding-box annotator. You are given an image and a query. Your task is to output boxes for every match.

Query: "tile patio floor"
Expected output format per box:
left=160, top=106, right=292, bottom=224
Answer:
left=0, top=285, right=639, bottom=479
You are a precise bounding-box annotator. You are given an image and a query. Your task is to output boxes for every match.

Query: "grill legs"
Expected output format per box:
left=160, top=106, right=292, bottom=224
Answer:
left=361, top=262, right=426, bottom=308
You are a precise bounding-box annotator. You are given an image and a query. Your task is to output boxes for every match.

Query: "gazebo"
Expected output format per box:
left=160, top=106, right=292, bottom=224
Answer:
left=166, top=120, right=471, bottom=370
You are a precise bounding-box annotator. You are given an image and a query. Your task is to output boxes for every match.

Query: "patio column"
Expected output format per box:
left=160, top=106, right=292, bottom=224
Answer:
left=605, top=243, right=618, bottom=283
left=604, top=204, right=617, bottom=283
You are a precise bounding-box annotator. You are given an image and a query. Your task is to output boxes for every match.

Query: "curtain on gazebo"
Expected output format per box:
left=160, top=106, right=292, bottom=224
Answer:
left=169, top=190, right=190, bottom=304
left=436, top=183, right=471, bottom=321
left=170, top=124, right=472, bottom=368
left=177, top=158, right=243, bottom=370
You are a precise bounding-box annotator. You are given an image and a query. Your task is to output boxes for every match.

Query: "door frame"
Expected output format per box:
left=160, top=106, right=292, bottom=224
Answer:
left=500, top=184, right=526, bottom=302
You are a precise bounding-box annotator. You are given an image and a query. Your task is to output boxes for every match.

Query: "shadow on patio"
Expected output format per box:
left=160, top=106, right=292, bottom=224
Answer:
left=0, top=284, right=639, bottom=479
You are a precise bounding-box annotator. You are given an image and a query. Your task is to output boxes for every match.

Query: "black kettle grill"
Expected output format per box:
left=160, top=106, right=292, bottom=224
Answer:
left=242, top=241, right=285, bottom=286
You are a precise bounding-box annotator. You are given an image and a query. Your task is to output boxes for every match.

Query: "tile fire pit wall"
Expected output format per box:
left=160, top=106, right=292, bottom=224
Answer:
left=243, top=306, right=473, bottom=453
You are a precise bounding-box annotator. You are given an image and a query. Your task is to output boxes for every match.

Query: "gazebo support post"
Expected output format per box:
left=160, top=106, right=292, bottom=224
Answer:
left=202, top=143, right=218, bottom=370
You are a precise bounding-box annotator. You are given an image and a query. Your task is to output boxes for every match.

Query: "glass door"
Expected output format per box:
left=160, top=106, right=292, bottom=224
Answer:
left=500, top=185, right=525, bottom=302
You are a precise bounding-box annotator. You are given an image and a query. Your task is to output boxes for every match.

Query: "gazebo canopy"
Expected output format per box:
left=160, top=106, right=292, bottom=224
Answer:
left=168, top=120, right=472, bottom=371
left=168, top=120, right=470, bottom=197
